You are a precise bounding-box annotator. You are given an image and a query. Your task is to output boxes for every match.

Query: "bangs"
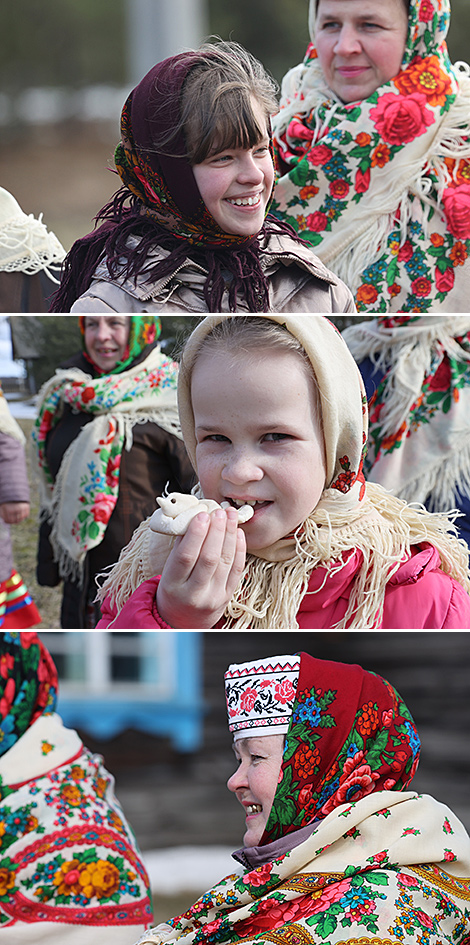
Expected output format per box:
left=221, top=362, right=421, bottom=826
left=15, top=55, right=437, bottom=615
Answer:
left=186, top=89, right=269, bottom=164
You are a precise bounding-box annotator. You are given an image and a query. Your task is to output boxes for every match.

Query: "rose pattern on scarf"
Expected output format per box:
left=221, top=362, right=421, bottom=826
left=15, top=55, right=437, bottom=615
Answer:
left=262, top=657, right=421, bottom=844
left=271, top=0, right=470, bottom=312
left=366, top=332, right=470, bottom=470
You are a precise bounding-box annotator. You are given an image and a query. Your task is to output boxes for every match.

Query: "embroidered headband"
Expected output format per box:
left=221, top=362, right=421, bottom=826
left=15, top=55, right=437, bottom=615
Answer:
left=225, top=655, right=300, bottom=740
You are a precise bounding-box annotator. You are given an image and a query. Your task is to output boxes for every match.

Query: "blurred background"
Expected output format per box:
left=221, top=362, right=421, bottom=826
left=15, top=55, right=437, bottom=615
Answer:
left=1, top=0, right=469, bottom=253
left=36, top=630, right=470, bottom=920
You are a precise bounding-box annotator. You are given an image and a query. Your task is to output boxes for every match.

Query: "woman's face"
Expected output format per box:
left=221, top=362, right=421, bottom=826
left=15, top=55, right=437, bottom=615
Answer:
left=315, top=0, right=409, bottom=103
left=84, top=316, right=130, bottom=372
left=227, top=735, right=285, bottom=847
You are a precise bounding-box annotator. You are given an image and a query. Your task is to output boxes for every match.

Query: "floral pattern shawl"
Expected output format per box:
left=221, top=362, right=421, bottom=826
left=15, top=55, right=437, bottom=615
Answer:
left=0, top=632, right=153, bottom=942
left=271, top=0, right=470, bottom=312
left=343, top=315, right=470, bottom=513
left=135, top=653, right=470, bottom=945
left=32, top=337, right=181, bottom=585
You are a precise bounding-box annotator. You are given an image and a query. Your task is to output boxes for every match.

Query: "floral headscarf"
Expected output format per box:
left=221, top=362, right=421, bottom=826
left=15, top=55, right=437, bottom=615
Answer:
left=260, top=652, right=420, bottom=844
left=0, top=632, right=58, bottom=758
left=271, top=0, right=470, bottom=312
left=51, top=45, right=286, bottom=313
left=78, top=315, right=161, bottom=375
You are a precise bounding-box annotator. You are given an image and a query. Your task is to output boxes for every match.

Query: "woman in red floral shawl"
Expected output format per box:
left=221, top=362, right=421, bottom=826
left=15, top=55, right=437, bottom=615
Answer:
left=0, top=631, right=153, bottom=943
left=135, top=651, right=470, bottom=945
left=271, top=0, right=470, bottom=312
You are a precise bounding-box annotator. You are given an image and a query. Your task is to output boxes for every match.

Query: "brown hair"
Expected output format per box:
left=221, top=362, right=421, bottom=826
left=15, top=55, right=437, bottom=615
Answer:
left=150, top=41, right=279, bottom=165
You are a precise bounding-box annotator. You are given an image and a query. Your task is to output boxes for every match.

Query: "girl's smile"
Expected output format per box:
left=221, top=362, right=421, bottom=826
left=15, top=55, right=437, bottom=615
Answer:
left=191, top=345, right=326, bottom=552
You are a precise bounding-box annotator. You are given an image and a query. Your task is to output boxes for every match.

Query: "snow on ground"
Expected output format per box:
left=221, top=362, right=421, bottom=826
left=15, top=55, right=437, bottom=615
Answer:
left=142, top=846, right=236, bottom=895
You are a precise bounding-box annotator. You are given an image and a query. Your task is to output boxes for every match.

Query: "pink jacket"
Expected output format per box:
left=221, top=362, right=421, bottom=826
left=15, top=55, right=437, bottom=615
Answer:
left=97, top=543, right=470, bottom=630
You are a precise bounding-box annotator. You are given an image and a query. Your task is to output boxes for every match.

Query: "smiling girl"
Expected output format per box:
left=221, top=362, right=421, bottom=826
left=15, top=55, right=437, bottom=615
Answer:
left=97, top=315, right=470, bottom=630
left=50, top=42, right=354, bottom=314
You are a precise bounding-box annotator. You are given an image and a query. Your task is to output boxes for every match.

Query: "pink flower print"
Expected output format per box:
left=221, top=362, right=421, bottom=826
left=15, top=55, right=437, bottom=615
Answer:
left=91, top=493, right=115, bottom=525
left=415, top=910, right=435, bottom=931
left=320, top=753, right=380, bottom=817
left=419, top=0, right=435, bottom=21
left=444, top=849, right=457, bottom=862
left=274, top=679, right=295, bottom=704
left=443, top=818, right=454, bottom=835
left=442, top=183, right=470, bottom=239
left=397, top=872, right=420, bottom=887
left=307, top=144, right=333, bottom=165
left=105, top=455, right=121, bottom=489
left=306, top=211, right=328, bottom=231
left=240, top=688, right=258, bottom=713
left=370, top=92, right=434, bottom=145
left=243, top=863, right=273, bottom=887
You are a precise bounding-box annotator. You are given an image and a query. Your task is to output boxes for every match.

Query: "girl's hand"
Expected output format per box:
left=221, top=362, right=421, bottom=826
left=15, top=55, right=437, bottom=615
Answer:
left=0, top=501, right=30, bottom=524
left=156, top=507, right=246, bottom=628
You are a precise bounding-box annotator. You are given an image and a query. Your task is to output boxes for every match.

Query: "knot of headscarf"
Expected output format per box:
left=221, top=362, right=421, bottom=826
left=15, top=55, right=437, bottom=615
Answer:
left=0, top=632, right=58, bottom=759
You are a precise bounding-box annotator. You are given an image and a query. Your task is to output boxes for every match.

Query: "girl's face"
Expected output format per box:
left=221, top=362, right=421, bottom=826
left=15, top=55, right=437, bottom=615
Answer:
left=315, top=0, right=409, bottom=103
left=84, top=316, right=130, bottom=372
left=227, top=735, right=285, bottom=847
left=192, top=100, right=275, bottom=237
left=192, top=346, right=326, bottom=552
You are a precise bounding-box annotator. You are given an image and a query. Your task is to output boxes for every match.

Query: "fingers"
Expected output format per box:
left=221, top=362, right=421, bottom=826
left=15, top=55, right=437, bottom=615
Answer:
left=164, top=509, right=245, bottom=588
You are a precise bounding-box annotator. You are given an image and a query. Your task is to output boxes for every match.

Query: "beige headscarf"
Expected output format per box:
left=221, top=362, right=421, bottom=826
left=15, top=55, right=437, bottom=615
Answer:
left=99, top=315, right=470, bottom=628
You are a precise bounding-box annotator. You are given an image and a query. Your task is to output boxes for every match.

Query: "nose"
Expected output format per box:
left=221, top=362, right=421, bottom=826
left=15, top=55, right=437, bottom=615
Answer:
left=96, top=318, right=112, bottom=341
left=221, top=448, right=263, bottom=486
left=334, top=24, right=362, bottom=55
left=236, top=152, right=264, bottom=184
left=227, top=762, right=248, bottom=794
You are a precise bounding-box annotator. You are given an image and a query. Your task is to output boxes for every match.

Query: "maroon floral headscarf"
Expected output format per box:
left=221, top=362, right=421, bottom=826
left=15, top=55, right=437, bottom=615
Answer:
left=51, top=48, right=290, bottom=313
left=261, top=652, right=420, bottom=844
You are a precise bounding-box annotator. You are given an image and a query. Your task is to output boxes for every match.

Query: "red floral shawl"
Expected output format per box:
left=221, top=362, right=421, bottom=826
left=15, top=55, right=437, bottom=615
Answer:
left=271, top=0, right=470, bottom=312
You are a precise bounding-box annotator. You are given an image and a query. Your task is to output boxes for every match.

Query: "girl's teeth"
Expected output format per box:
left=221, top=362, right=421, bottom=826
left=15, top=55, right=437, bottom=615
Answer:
left=247, top=805, right=262, bottom=814
left=229, top=196, right=260, bottom=206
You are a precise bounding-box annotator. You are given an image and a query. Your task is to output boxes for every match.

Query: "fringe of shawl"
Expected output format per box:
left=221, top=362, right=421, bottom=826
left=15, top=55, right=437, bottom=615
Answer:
left=343, top=319, right=470, bottom=437
left=95, top=517, right=175, bottom=611
left=222, top=483, right=470, bottom=629
left=95, top=482, right=470, bottom=629
left=274, top=62, right=470, bottom=295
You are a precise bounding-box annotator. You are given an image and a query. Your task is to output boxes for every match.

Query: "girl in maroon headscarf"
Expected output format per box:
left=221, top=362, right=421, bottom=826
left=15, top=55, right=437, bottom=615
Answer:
left=51, top=41, right=355, bottom=315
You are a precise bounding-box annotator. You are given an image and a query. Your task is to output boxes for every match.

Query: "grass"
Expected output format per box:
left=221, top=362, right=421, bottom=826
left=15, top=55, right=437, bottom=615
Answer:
left=10, top=417, right=62, bottom=629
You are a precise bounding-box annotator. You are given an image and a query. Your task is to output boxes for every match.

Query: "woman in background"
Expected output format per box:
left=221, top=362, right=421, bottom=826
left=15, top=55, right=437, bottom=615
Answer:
left=33, top=315, right=194, bottom=628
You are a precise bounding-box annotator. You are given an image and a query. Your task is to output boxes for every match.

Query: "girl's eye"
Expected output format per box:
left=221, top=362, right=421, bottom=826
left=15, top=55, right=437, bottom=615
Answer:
left=264, top=432, right=290, bottom=442
left=206, top=434, right=230, bottom=442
